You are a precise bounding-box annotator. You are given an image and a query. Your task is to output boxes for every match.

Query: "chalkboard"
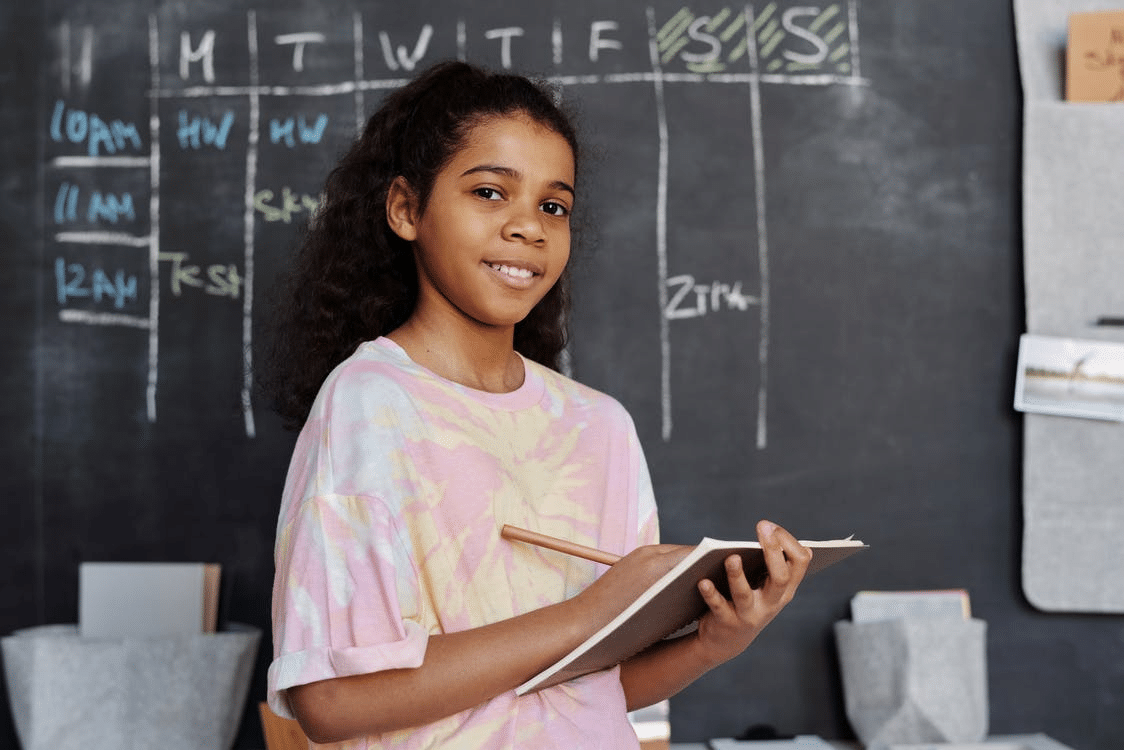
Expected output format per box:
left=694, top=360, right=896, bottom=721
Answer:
left=2, top=1, right=1122, bottom=749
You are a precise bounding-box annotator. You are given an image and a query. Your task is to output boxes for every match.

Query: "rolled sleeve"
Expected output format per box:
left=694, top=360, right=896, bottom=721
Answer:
left=267, top=493, right=426, bottom=719
left=267, top=619, right=428, bottom=719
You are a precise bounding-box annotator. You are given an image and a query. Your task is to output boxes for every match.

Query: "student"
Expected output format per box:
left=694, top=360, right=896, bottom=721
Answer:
left=262, top=60, right=812, bottom=749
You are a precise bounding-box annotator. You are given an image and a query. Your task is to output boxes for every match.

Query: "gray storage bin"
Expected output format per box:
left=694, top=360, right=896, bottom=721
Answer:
left=834, top=617, right=988, bottom=749
left=2, top=623, right=259, bottom=750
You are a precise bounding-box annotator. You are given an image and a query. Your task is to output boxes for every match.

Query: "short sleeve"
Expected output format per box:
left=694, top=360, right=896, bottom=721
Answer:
left=266, top=493, right=428, bottom=719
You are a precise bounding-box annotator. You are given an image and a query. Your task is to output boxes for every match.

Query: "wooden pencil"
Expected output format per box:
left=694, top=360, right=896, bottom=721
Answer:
left=500, top=524, right=622, bottom=566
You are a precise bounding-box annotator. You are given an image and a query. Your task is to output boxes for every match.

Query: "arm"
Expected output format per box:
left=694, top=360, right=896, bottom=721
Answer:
left=286, top=543, right=692, bottom=743
left=618, top=520, right=812, bottom=710
left=287, top=596, right=585, bottom=742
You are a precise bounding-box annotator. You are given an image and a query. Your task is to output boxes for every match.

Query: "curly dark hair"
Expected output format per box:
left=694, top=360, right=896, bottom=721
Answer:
left=258, top=61, right=582, bottom=429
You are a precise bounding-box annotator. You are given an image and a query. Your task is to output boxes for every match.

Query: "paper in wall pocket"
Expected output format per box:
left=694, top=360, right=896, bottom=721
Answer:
left=1066, top=10, right=1124, bottom=102
left=834, top=618, right=988, bottom=749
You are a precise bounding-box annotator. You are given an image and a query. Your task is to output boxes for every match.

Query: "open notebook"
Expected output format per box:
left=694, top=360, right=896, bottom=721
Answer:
left=517, top=536, right=866, bottom=694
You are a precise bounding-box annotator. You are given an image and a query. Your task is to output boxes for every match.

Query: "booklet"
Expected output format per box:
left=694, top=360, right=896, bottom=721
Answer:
left=516, top=535, right=866, bottom=695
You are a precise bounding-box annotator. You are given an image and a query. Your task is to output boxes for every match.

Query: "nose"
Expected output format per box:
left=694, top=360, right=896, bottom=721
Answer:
left=502, top=203, right=546, bottom=245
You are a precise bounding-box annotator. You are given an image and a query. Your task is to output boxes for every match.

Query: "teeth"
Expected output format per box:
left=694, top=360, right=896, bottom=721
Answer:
left=489, top=263, right=534, bottom=279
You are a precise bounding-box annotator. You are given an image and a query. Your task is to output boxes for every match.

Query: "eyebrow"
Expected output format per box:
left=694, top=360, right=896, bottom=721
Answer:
left=461, top=164, right=575, bottom=197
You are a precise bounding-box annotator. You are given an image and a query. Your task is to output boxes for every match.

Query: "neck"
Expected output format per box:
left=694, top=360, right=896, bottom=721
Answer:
left=387, top=317, right=524, bottom=393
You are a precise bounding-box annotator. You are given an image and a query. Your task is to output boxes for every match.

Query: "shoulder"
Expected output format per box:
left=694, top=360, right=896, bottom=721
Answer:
left=324, top=338, right=413, bottom=387
left=526, top=358, right=637, bottom=430
left=311, top=338, right=425, bottom=415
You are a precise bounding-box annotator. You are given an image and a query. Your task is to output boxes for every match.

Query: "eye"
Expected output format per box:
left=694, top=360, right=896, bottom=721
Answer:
left=473, top=187, right=503, bottom=201
left=541, top=200, right=570, bottom=217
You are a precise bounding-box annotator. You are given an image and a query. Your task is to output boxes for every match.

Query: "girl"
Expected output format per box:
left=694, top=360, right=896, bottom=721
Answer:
left=262, top=60, right=811, bottom=749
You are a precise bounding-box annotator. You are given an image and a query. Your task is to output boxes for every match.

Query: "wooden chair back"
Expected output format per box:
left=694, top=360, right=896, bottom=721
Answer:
left=259, top=702, right=310, bottom=750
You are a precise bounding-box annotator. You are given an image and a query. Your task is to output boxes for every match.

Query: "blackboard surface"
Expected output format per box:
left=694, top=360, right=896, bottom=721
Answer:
left=2, top=2, right=1121, bottom=748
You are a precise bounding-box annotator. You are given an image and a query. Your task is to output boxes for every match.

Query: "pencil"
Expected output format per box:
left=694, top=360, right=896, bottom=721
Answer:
left=500, top=524, right=622, bottom=566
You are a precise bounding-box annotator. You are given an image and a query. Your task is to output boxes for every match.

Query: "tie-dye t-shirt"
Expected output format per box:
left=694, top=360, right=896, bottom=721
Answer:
left=267, top=337, right=659, bottom=749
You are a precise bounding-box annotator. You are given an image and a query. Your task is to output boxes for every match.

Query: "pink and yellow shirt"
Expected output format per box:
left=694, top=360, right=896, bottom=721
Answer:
left=268, top=337, right=659, bottom=748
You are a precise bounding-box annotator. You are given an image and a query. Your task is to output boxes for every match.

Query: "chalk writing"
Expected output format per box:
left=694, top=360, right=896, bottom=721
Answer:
left=657, top=4, right=851, bottom=75
left=58, top=22, right=93, bottom=95
left=159, top=252, right=242, bottom=298
left=43, top=2, right=864, bottom=441
left=380, top=25, right=433, bottom=71
left=254, top=187, right=319, bottom=223
left=49, top=100, right=143, bottom=157
left=665, top=274, right=757, bottom=320
left=275, top=32, right=326, bottom=72
left=589, top=21, right=623, bottom=62
left=180, top=29, right=216, bottom=82
left=177, top=110, right=235, bottom=150
left=659, top=8, right=750, bottom=73
left=53, top=183, right=137, bottom=225
left=55, top=258, right=139, bottom=309
left=268, top=115, right=329, bottom=147
left=484, top=27, right=524, bottom=69
left=478, top=20, right=626, bottom=68
left=754, top=3, right=851, bottom=74
left=53, top=183, right=79, bottom=223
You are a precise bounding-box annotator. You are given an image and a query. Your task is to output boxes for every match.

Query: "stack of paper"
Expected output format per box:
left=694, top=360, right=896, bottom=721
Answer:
left=79, top=562, right=221, bottom=638
left=850, top=589, right=971, bottom=623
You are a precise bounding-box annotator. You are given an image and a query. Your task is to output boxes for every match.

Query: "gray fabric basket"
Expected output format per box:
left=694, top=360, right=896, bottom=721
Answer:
left=2, top=623, right=259, bottom=750
left=834, top=618, right=988, bottom=749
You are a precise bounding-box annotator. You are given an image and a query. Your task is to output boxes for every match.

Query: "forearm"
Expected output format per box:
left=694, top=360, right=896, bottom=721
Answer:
left=618, top=631, right=723, bottom=711
left=287, top=543, right=693, bottom=742
left=287, top=597, right=591, bottom=743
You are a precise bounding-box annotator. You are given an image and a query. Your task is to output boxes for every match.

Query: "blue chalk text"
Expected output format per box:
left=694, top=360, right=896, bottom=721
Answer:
left=55, top=258, right=139, bottom=309
left=49, top=100, right=143, bottom=157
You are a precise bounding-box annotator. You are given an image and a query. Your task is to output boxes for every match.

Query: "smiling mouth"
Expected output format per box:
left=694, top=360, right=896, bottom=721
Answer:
left=485, top=262, right=537, bottom=280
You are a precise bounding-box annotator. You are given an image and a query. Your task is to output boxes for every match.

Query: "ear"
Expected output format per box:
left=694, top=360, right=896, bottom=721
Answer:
left=386, top=176, right=419, bottom=242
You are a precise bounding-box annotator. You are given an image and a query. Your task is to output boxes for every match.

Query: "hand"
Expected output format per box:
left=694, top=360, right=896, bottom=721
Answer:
left=693, top=520, right=812, bottom=666
left=576, top=543, right=693, bottom=627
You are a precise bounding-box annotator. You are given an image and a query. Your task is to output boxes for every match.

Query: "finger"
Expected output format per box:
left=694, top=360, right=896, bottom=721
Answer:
left=698, top=577, right=735, bottom=617
left=616, top=544, right=692, bottom=581
left=772, top=525, right=813, bottom=583
left=723, top=553, right=756, bottom=605
left=757, top=521, right=811, bottom=590
left=757, top=520, right=787, bottom=582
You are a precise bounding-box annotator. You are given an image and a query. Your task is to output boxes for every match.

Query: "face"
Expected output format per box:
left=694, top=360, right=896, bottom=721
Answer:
left=388, top=114, right=575, bottom=334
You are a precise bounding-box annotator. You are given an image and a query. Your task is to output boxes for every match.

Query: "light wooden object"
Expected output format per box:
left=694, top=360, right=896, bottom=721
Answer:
left=259, top=702, right=309, bottom=750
